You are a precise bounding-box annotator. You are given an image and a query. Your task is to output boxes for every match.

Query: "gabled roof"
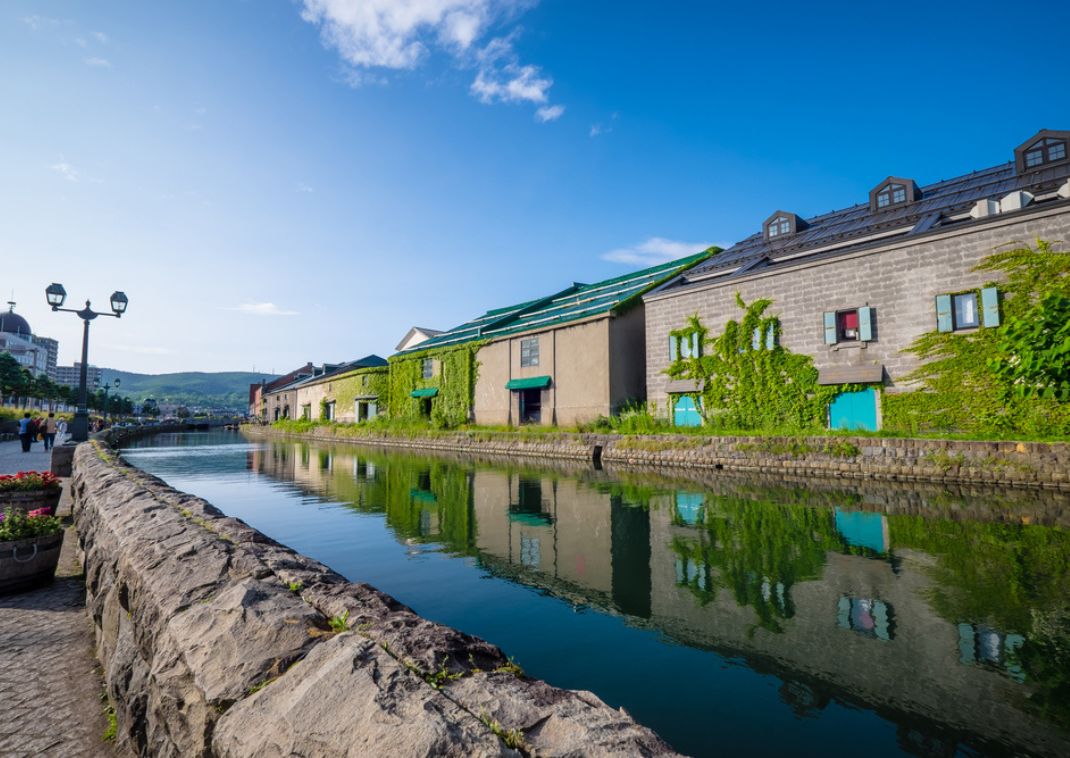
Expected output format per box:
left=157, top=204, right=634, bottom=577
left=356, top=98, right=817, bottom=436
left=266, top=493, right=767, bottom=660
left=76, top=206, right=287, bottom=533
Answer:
left=653, top=137, right=1070, bottom=298
left=395, top=326, right=445, bottom=352
left=267, top=355, right=387, bottom=394
left=395, top=251, right=712, bottom=355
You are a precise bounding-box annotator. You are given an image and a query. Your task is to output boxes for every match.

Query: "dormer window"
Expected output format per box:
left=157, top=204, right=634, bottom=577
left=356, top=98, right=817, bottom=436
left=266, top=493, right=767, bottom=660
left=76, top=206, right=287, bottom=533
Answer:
left=1014, top=130, right=1070, bottom=174
left=869, top=177, right=918, bottom=211
left=763, top=211, right=803, bottom=241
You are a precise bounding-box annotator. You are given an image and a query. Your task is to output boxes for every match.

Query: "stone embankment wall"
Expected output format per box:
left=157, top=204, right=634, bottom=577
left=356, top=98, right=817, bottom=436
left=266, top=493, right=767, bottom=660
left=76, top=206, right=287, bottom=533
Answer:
left=245, top=425, right=1070, bottom=490
left=72, top=440, right=678, bottom=757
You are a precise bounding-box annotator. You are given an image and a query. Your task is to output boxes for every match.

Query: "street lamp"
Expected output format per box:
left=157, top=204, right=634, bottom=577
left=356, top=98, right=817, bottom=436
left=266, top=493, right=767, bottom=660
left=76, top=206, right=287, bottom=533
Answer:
left=45, top=283, right=129, bottom=442
left=98, top=377, right=120, bottom=424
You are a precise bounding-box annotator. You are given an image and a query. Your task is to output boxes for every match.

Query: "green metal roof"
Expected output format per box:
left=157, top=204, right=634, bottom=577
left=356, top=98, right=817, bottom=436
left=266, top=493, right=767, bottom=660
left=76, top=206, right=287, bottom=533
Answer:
left=394, top=251, right=711, bottom=356
left=410, top=387, right=439, bottom=398
left=505, top=375, right=552, bottom=390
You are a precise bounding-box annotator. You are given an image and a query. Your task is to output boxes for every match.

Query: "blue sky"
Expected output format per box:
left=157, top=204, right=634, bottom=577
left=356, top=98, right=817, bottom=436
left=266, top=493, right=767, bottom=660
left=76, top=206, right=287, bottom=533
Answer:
left=2, top=0, right=1068, bottom=374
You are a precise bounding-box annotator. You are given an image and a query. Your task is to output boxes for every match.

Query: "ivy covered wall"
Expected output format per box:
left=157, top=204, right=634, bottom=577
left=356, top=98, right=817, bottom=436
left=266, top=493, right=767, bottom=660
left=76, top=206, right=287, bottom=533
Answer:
left=388, top=343, right=483, bottom=428
left=883, top=240, right=1070, bottom=436
left=666, top=296, right=864, bottom=431
left=311, top=366, right=390, bottom=422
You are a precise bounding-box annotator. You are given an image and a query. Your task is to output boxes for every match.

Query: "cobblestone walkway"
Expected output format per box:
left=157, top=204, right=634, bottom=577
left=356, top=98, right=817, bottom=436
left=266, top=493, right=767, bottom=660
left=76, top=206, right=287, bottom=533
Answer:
left=0, top=440, right=116, bottom=757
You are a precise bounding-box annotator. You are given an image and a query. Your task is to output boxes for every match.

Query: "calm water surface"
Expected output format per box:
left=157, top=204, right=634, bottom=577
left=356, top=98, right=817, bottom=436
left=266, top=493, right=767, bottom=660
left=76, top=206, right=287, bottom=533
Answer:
left=122, top=431, right=1070, bottom=757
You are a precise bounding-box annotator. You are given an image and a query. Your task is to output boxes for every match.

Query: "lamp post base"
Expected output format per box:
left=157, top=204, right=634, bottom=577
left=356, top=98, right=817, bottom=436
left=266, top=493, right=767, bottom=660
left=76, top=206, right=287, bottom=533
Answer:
left=70, top=411, right=89, bottom=442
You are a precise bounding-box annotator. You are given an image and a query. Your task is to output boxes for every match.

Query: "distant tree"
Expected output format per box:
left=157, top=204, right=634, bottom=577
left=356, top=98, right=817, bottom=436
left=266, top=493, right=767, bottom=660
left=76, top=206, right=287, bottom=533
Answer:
left=176, top=406, right=191, bottom=419
left=0, top=353, right=26, bottom=405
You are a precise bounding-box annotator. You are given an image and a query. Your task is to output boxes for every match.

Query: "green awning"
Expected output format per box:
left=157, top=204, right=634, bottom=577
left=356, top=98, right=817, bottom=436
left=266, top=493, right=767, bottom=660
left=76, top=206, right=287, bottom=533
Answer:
left=505, top=375, right=552, bottom=391
left=410, top=387, right=439, bottom=398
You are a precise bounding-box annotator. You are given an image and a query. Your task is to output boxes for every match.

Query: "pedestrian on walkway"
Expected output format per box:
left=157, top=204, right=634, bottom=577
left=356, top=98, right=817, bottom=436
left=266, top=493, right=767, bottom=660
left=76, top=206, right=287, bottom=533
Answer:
left=44, top=413, right=58, bottom=451
left=18, top=412, right=33, bottom=452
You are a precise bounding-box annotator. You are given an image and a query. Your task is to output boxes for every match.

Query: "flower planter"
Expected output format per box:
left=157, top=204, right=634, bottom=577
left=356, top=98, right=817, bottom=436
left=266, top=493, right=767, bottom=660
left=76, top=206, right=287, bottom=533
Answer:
left=0, top=532, right=63, bottom=595
left=0, top=488, right=62, bottom=513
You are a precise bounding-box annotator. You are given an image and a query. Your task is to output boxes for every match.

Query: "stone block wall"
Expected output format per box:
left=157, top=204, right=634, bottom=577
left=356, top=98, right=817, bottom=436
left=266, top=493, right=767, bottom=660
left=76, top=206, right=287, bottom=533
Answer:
left=643, top=208, right=1070, bottom=414
left=71, top=441, right=678, bottom=757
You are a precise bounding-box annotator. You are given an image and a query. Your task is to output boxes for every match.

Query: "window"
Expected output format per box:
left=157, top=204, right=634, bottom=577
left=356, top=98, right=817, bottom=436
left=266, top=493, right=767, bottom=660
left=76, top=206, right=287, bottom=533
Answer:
left=520, top=337, right=539, bottom=367
left=421, top=358, right=434, bottom=379
left=876, top=183, right=907, bottom=208
left=1015, top=130, right=1070, bottom=173
left=670, top=331, right=701, bottom=360
left=952, top=292, right=979, bottom=329
left=325, top=401, right=336, bottom=421
left=936, top=288, right=999, bottom=332
left=762, top=211, right=803, bottom=241
left=823, top=307, right=873, bottom=345
left=1025, top=138, right=1066, bottom=168
left=768, top=215, right=790, bottom=237
left=837, top=309, right=860, bottom=341
left=301, top=404, right=311, bottom=420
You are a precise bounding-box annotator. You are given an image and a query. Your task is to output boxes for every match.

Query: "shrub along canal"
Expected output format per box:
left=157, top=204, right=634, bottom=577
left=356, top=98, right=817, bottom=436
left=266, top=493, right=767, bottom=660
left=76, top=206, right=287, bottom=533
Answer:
left=122, top=431, right=1070, bottom=757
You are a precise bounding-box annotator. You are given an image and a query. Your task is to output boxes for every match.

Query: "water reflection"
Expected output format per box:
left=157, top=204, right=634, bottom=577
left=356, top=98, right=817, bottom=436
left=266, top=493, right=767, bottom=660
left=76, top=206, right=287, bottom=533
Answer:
left=126, top=433, right=1070, bottom=757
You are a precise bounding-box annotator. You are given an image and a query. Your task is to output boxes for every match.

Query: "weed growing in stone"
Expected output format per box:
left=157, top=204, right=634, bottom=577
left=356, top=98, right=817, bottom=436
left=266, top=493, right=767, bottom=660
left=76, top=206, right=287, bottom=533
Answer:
left=478, top=710, right=526, bottom=751
left=288, top=580, right=303, bottom=594
left=327, top=609, right=350, bottom=632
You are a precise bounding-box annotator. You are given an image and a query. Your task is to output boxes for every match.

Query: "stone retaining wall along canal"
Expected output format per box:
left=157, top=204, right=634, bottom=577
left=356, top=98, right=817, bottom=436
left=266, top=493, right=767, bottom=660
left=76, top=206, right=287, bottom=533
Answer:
left=245, top=425, right=1070, bottom=490
left=71, top=440, right=678, bottom=757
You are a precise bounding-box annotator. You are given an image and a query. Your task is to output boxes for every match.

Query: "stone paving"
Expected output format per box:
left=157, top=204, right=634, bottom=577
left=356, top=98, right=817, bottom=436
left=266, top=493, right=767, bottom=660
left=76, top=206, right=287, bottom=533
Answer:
left=0, top=439, right=116, bottom=757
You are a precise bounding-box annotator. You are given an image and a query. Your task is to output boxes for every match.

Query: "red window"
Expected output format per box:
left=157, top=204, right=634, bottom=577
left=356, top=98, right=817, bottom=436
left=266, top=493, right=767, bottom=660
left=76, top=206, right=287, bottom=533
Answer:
left=837, top=309, right=859, bottom=341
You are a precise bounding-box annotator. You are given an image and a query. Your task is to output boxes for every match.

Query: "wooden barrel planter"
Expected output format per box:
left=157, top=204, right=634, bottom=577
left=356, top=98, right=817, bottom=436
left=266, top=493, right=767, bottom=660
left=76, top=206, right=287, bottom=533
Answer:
left=0, top=488, right=62, bottom=513
left=0, top=532, right=64, bottom=595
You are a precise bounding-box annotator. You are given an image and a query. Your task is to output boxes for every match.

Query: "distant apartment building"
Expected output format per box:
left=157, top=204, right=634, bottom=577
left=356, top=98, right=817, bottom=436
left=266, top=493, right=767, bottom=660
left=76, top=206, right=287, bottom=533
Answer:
left=55, top=363, right=104, bottom=388
left=643, top=128, right=1070, bottom=431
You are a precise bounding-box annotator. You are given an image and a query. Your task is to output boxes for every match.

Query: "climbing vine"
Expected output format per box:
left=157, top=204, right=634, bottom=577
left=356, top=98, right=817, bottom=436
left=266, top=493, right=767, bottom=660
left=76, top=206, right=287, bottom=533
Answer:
left=884, top=239, right=1070, bottom=436
left=388, top=343, right=483, bottom=428
left=667, top=295, right=859, bottom=431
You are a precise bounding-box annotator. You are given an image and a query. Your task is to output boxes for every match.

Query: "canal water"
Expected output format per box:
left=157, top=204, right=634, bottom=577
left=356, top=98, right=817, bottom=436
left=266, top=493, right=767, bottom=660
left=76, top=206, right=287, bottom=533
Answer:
left=122, top=431, right=1070, bottom=757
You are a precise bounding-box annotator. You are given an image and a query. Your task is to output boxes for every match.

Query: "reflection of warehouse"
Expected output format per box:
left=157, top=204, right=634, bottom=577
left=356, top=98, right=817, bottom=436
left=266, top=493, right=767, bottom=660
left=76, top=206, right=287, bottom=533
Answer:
left=247, top=441, right=1067, bottom=756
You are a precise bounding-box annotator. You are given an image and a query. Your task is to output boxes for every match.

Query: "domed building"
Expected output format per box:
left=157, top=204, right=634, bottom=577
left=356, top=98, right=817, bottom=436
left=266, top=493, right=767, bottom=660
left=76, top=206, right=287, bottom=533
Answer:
left=0, top=302, right=59, bottom=379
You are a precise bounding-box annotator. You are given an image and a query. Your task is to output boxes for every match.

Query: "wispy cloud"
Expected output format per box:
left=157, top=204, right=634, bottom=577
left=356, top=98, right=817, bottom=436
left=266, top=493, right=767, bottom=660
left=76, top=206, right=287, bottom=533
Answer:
left=589, top=112, right=618, bottom=138
left=601, top=237, right=713, bottom=266
left=535, top=104, right=565, bottom=123
left=299, top=1, right=563, bottom=121
left=229, top=302, right=301, bottom=317
left=296, top=182, right=314, bottom=193
left=93, top=31, right=109, bottom=44
left=84, top=56, right=111, bottom=68
left=22, top=15, right=66, bottom=31
left=50, top=161, right=80, bottom=182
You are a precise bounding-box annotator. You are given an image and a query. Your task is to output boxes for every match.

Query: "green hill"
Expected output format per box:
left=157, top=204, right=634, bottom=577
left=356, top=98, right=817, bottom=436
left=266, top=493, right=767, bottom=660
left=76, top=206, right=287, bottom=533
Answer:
left=97, top=369, right=277, bottom=411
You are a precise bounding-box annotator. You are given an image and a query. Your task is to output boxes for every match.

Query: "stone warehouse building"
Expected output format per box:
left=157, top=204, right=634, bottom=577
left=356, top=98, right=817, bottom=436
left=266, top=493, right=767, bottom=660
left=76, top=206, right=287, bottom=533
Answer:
left=392, top=252, right=711, bottom=426
left=261, top=356, right=388, bottom=423
left=644, top=129, right=1070, bottom=431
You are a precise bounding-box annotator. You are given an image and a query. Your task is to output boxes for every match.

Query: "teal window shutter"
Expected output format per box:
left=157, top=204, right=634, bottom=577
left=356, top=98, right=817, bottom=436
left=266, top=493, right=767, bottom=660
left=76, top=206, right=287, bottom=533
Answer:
left=765, top=324, right=776, bottom=350
left=858, top=307, right=873, bottom=341
left=669, top=335, right=678, bottom=361
left=935, top=295, right=953, bottom=332
left=690, top=331, right=700, bottom=358
left=823, top=312, right=837, bottom=345
left=752, top=327, right=761, bottom=351
left=981, top=287, right=1000, bottom=327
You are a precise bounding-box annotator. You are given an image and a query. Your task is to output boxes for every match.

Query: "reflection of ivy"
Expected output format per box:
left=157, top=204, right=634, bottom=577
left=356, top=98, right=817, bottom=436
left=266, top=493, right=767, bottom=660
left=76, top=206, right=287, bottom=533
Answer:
left=884, top=240, right=1070, bottom=436
left=388, top=343, right=483, bottom=428
left=671, top=496, right=847, bottom=632
left=667, top=296, right=865, bottom=430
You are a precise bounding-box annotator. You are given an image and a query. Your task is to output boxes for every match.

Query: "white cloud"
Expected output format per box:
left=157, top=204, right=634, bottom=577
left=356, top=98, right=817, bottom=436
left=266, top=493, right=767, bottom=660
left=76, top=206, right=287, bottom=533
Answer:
left=93, top=31, right=109, bottom=44
left=535, top=104, right=564, bottom=122
left=298, top=1, right=562, bottom=120
left=296, top=182, right=314, bottom=193
left=601, top=237, right=712, bottom=266
left=84, top=56, right=111, bottom=67
left=22, top=16, right=65, bottom=31
left=229, top=302, right=301, bottom=317
left=50, top=161, right=80, bottom=182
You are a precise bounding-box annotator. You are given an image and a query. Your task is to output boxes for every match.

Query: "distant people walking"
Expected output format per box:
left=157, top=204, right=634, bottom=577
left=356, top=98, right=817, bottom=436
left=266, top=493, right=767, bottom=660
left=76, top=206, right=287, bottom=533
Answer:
left=18, top=412, right=33, bottom=452
left=44, top=413, right=58, bottom=451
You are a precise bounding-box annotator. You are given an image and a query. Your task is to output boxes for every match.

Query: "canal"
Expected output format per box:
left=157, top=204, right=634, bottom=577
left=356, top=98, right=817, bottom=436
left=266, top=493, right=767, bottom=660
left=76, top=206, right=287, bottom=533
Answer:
left=122, top=431, right=1070, bottom=757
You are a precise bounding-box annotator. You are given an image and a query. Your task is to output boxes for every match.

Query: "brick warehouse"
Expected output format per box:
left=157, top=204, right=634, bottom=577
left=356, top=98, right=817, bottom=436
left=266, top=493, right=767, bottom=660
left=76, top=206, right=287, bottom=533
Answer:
left=644, top=129, right=1070, bottom=431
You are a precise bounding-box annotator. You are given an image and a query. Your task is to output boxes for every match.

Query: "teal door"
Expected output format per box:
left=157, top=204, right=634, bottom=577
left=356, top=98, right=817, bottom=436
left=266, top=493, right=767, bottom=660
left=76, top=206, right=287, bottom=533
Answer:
left=673, top=395, right=702, bottom=427
left=829, top=388, right=878, bottom=431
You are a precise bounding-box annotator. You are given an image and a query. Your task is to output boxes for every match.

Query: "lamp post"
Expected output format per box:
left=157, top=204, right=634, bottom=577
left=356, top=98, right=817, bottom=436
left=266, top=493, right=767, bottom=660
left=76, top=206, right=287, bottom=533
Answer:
left=45, top=283, right=129, bottom=442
